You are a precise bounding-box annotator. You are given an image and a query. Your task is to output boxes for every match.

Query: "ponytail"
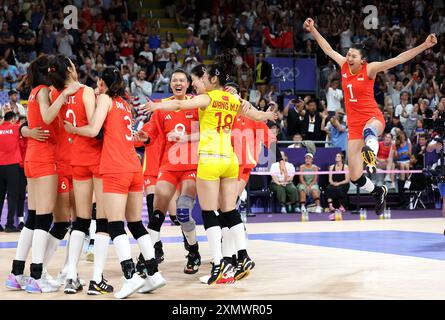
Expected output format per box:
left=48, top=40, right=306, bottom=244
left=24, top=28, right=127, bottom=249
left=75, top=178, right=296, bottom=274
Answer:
left=48, top=54, right=73, bottom=91
left=101, top=67, right=125, bottom=98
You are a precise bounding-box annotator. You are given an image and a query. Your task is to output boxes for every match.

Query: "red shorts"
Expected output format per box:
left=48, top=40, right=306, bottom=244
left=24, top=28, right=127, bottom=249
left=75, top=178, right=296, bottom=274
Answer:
left=238, top=166, right=252, bottom=183
left=157, top=170, right=196, bottom=186
left=144, top=175, right=158, bottom=189
left=24, top=161, right=57, bottom=179
left=57, top=162, right=73, bottom=194
left=103, top=172, right=144, bottom=194
left=72, top=165, right=101, bottom=181
left=348, top=113, right=385, bottom=140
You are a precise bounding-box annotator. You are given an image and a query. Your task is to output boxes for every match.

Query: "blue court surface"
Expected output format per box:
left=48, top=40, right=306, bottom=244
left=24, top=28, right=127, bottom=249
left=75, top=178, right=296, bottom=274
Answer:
left=2, top=230, right=445, bottom=261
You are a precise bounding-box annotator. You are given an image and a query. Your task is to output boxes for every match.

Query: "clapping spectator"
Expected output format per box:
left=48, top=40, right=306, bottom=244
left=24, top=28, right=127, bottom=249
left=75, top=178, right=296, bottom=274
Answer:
left=323, top=109, right=347, bottom=153
left=0, top=58, right=20, bottom=90
left=1, top=90, right=26, bottom=117
left=325, top=77, right=343, bottom=116
left=131, top=69, right=152, bottom=104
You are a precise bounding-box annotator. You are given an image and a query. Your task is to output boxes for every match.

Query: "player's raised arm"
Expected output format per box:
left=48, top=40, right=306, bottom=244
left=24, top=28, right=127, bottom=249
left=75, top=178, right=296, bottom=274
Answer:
left=367, top=34, right=437, bottom=79
left=304, top=17, right=346, bottom=67
left=143, top=94, right=210, bottom=113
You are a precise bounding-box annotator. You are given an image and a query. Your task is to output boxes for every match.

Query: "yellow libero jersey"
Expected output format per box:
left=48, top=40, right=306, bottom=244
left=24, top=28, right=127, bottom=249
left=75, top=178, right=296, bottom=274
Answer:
left=198, top=90, right=241, bottom=156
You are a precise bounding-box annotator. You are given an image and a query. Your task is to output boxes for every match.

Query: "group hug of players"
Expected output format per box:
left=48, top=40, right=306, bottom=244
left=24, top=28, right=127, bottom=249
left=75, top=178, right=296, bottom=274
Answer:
left=4, top=51, right=281, bottom=299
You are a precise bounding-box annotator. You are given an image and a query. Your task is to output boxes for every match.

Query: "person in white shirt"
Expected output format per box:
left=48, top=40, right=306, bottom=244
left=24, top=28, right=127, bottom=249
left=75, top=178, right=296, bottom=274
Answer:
left=139, top=43, right=154, bottom=63
left=326, top=78, right=343, bottom=115
left=269, top=151, right=299, bottom=214
left=1, top=90, right=26, bottom=117
left=130, top=69, right=152, bottom=104
left=394, top=91, right=414, bottom=128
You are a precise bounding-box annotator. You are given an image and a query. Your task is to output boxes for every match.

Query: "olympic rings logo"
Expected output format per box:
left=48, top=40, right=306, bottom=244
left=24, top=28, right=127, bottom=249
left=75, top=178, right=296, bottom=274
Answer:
left=271, top=66, right=300, bottom=81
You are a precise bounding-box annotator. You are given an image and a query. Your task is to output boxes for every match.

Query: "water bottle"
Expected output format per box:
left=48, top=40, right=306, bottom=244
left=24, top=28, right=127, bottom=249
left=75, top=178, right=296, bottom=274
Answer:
left=359, top=208, right=364, bottom=221
left=241, top=211, right=247, bottom=224
left=379, top=208, right=385, bottom=220
left=301, top=211, right=306, bottom=222
left=387, top=207, right=391, bottom=219
left=363, top=208, right=367, bottom=220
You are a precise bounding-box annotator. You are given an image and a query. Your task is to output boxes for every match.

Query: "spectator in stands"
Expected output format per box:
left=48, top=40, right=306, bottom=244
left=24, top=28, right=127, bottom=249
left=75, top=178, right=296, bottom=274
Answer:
left=393, top=130, right=413, bottom=207
left=166, top=32, right=182, bottom=54
left=236, top=25, right=250, bottom=57
left=288, top=133, right=303, bottom=148
left=198, top=11, right=211, bottom=53
left=153, top=67, right=170, bottom=93
left=131, top=69, right=152, bottom=104
left=183, top=26, right=202, bottom=55
left=1, top=90, right=25, bottom=117
left=384, top=70, right=413, bottom=108
left=395, top=91, right=413, bottom=129
left=208, top=15, right=221, bottom=56
left=326, top=152, right=350, bottom=216
left=0, top=58, right=20, bottom=91
left=119, top=31, right=135, bottom=63
left=148, top=26, right=161, bottom=50
left=163, top=53, right=182, bottom=80
left=411, top=134, right=428, bottom=170
left=254, top=52, right=271, bottom=98
left=301, top=99, right=326, bottom=144
left=269, top=151, right=299, bottom=214
left=156, top=40, right=173, bottom=72
left=0, top=111, right=21, bottom=232
left=325, top=77, right=343, bottom=116
left=79, top=57, right=99, bottom=88
left=384, top=114, right=405, bottom=136
left=263, top=23, right=293, bottom=50
left=298, top=153, right=323, bottom=214
left=323, top=109, right=347, bottom=153
left=220, top=15, right=237, bottom=51
left=138, top=43, right=154, bottom=63
left=377, top=132, right=396, bottom=189
left=56, top=27, right=74, bottom=57
left=268, top=121, right=286, bottom=141
left=237, top=61, right=253, bottom=92
left=17, top=21, right=37, bottom=62
left=283, top=97, right=305, bottom=140
left=0, top=21, right=15, bottom=64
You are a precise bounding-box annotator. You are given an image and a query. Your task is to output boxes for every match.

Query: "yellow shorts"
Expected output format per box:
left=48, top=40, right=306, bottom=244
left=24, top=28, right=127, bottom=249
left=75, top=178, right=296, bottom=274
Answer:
left=197, top=153, right=239, bottom=181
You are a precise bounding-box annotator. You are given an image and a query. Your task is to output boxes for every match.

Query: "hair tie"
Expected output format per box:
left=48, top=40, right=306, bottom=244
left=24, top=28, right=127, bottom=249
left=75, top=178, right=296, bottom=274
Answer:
left=48, top=67, right=55, bottom=73
left=201, top=66, right=206, bottom=73
left=226, top=74, right=230, bottom=81
left=215, top=68, right=220, bottom=76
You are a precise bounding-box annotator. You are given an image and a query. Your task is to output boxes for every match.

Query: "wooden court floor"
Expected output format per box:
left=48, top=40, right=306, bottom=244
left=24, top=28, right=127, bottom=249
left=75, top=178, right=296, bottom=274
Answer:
left=1, top=218, right=445, bottom=300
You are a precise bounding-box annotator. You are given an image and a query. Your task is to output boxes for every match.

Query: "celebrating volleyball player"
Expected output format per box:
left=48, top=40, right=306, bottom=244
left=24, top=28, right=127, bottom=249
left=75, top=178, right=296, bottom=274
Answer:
left=144, top=54, right=277, bottom=284
left=47, top=54, right=111, bottom=295
left=135, top=69, right=202, bottom=274
left=304, top=18, right=437, bottom=215
left=64, top=67, right=165, bottom=299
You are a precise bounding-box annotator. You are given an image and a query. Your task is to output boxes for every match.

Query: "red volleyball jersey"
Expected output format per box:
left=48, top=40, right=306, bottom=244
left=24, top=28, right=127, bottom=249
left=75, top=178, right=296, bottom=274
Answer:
left=100, top=97, right=141, bottom=174
left=63, top=86, right=102, bottom=166
left=151, top=97, right=199, bottom=171
left=0, top=121, right=21, bottom=165
left=25, top=85, right=58, bottom=163
left=18, top=135, right=27, bottom=168
left=50, top=89, right=73, bottom=164
left=141, top=117, right=161, bottom=177
left=232, top=116, right=276, bottom=169
left=341, top=62, right=382, bottom=124
left=377, top=141, right=391, bottom=160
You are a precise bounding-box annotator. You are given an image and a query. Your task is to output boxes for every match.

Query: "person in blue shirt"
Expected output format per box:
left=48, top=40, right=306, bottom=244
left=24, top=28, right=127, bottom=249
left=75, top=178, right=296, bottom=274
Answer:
left=324, top=109, right=348, bottom=153
left=0, top=58, right=20, bottom=90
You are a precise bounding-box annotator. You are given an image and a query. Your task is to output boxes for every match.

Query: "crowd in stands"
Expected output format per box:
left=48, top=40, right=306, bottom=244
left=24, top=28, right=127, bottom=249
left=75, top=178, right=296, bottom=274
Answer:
left=2, top=0, right=445, bottom=223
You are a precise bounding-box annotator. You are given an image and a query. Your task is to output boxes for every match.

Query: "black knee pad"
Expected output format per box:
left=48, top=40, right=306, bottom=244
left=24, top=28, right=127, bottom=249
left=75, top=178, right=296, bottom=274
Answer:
left=202, top=210, right=220, bottom=230
left=49, top=222, right=70, bottom=240
left=217, top=209, right=228, bottom=228
left=108, top=221, right=126, bottom=241
left=25, top=209, right=36, bottom=230
left=127, top=221, right=148, bottom=240
left=223, top=209, right=243, bottom=228
left=72, top=217, right=91, bottom=234
left=34, top=213, right=53, bottom=232
left=91, top=203, right=97, bottom=220
left=96, top=218, right=108, bottom=234
left=147, top=210, right=165, bottom=232
left=351, top=175, right=367, bottom=187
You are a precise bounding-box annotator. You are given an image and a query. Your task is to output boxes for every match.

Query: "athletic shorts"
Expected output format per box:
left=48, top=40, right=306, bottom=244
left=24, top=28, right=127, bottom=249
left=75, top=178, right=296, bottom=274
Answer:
left=238, top=166, right=252, bottom=183
left=72, top=164, right=101, bottom=181
left=158, top=170, right=196, bottom=186
left=197, top=153, right=239, bottom=181
left=57, top=162, right=73, bottom=193
left=348, top=113, right=385, bottom=140
left=24, top=161, right=57, bottom=179
left=297, top=183, right=320, bottom=193
left=144, top=175, right=158, bottom=189
left=103, top=172, right=144, bottom=194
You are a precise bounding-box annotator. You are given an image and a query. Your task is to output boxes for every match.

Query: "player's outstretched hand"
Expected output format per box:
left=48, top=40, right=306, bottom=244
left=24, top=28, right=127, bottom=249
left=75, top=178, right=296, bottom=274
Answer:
left=240, top=99, right=252, bottom=114
left=134, top=130, right=149, bottom=143
left=424, top=33, right=438, bottom=48
left=30, top=127, right=50, bottom=141
left=304, top=18, right=315, bottom=32
left=266, top=111, right=278, bottom=121
left=142, top=100, right=156, bottom=114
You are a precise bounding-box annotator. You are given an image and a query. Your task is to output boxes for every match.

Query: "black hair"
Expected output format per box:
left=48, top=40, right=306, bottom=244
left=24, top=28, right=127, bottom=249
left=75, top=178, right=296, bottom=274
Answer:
left=349, top=42, right=368, bottom=59
left=225, top=82, right=240, bottom=94
left=3, top=111, right=15, bottom=121
left=48, top=54, right=73, bottom=91
left=27, top=55, right=51, bottom=88
left=171, top=68, right=190, bottom=82
left=206, top=50, right=236, bottom=86
left=101, top=66, right=125, bottom=98
left=191, top=64, right=206, bottom=78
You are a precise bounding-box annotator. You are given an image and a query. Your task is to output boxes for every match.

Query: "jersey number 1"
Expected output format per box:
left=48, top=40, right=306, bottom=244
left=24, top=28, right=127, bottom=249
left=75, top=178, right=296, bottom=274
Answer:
left=346, top=84, right=357, bottom=102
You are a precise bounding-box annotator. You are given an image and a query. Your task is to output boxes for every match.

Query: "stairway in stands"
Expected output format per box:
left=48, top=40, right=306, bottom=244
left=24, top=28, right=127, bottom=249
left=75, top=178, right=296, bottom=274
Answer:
left=128, top=0, right=213, bottom=64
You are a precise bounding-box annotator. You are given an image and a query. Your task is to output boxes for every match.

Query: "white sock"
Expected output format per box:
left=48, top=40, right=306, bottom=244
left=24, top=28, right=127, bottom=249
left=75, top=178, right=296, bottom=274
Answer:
left=148, top=229, right=160, bottom=244
left=221, top=227, right=235, bottom=258
left=43, top=234, right=60, bottom=268
left=92, top=234, right=110, bottom=283
left=229, top=223, right=247, bottom=252
left=66, top=230, right=85, bottom=279
left=31, top=229, right=49, bottom=264
left=205, top=226, right=222, bottom=264
left=18, top=216, right=24, bottom=223
left=89, top=219, right=96, bottom=242
left=365, top=134, right=379, bottom=155
left=113, top=234, right=132, bottom=262
left=362, top=176, right=376, bottom=193
left=181, top=227, right=197, bottom=246
left=136, top=234, right=155, bottom=260
left=15, top=227, right=34, bottom=261
left=61, top=234, right=71, bottom=275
